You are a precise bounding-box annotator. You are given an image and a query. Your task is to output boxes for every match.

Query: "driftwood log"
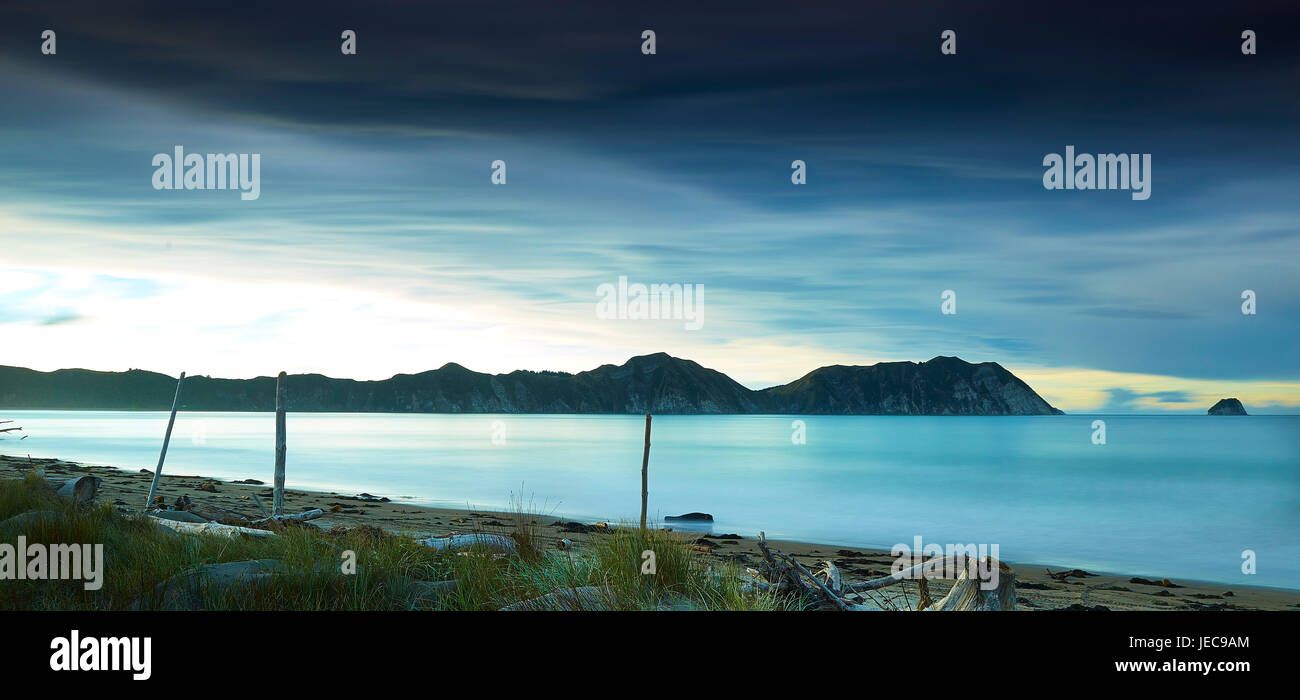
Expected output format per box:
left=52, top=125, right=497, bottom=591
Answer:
left=44, top=476, right=102, bottom=505
left=929, top=559, right=1016, bottom=611
left=149, top=516, right=279, bottom=538
left=251, top=508, right=323, bottom=525
left=417, top=533, right=518, bottom=554
left=753, top=532, right=1016, bottom=611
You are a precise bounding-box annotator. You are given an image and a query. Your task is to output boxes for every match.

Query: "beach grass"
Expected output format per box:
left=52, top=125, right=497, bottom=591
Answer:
left=0, top=475, right=788, bottom=611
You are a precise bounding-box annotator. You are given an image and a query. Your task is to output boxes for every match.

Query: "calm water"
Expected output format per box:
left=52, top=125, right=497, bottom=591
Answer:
left=2, top=411, right=1297, bottom=589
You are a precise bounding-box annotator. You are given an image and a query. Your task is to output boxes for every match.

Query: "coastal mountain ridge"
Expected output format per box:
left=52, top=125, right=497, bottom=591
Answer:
left=0, top=353, right=1064, bottom=415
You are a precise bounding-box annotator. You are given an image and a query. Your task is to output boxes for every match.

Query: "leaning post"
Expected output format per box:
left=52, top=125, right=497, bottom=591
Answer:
left=144, top=372, right=186, bottom=511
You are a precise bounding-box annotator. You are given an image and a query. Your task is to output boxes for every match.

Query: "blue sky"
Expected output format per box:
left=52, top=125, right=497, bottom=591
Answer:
left=0, top=0, right=1297, bottom=412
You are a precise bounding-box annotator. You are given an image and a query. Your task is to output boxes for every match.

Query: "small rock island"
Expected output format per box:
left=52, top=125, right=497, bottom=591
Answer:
left=1208, top=398, right=1248, bottom=415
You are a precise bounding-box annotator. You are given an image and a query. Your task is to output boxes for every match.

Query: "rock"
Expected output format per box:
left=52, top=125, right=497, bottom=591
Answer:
left=665, top=512, right=713, bottom=522
left=1046, top=568, right=1096, bottom=581
left=553, top=520, right=606, bottom=534
left=657, top=594, right=702, bottom=611
left=196, top=480, right=219, bottom=492
left=1060, top=603, right=1110, bottom=611
left=138, top=559, right=284, bottom=610
left=349, top=493, right=390, bottom=503
left=0, top=510, right=64, bottom=536
left=1208, top=398, right=1248, bottom=415
left=331, top=524, right=388, bottom=543
left=406, top=579, right=457, bottom=606
left=500, top=586, right=614, bottom=611
left=232, top=479, right=264, bottom=485
left=1129, top=576, right=1182, bottom=588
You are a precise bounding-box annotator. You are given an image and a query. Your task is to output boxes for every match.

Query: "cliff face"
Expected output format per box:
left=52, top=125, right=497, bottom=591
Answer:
left=1208, top=398, right=1248, bottom=415
left=0, top=353, right=1063, bottom=415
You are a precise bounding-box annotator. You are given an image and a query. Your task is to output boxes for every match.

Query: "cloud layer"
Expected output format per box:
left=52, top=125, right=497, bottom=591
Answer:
left=0, top=1, right=1297, bottom=411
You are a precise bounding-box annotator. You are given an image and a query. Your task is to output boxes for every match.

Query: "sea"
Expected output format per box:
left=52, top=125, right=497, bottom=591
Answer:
left=2, top=411, right=1296, bottom=589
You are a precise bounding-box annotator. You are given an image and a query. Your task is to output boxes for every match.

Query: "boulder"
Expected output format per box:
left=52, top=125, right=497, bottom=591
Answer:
left=0, top=509, right=65, bottom=537
left=665, top=512, right=713, bottom=522
left=137, top=559, right=284, bottom=610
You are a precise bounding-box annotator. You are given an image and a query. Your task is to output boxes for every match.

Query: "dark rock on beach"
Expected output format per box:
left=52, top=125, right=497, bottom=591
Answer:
left=665, top=512, right=713, bottom=521
left=1130, top=577, right=1182, bottom=588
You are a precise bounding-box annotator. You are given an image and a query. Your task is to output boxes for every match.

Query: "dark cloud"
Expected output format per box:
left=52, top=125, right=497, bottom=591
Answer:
left=0, top=1, right=1297, bottom=386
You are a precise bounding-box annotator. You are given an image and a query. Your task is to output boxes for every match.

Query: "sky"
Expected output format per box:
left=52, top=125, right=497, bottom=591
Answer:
left=0, top=0, right=1297, bottom=413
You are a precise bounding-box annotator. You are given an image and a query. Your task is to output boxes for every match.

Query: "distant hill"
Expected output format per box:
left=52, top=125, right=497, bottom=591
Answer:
left=0, top=353, right=1063, bottom=415
left=1208, top=398, right=1248, bottom=416
left=758, top=356, right=1064, bottom=415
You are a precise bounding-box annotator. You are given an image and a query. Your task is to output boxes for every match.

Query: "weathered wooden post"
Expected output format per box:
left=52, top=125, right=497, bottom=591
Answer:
left=272, top=371, right=287, bottom=516
left=144, top=372, right=185, bottom=511
left=640, top=413, right=651, bottom=529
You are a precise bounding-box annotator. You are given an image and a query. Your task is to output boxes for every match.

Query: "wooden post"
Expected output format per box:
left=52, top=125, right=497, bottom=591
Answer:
left=272, top=371, right=287, bottom=516
left=640, top=413, right=651, bottom=529
left=144, top=372, right=185, bottom=511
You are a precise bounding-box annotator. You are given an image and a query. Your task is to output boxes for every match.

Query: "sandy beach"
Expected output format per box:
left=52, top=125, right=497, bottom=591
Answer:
left=4, top=453, right=1296, bottom=611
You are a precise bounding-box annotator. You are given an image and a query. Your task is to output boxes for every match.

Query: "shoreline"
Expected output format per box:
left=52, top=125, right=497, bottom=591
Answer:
left=3, top=453, right=1297, bottom=611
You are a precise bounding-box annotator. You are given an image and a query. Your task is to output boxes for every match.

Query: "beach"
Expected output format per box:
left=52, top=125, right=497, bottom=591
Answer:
left=4, top=453, right=1295, bottom=611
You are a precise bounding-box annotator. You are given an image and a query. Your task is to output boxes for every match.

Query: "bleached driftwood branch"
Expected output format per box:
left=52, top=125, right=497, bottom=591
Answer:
left=754, top=533, right=1017, bottom=612
left=251, top=508, right=323, bottom=525
left=843, top=555, right=973, bottom=592
left=778, top=552, right=850, bottom=611
left=149, top=516, right=279, bottom=538
left=417, top=533, right=518, bottom=554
